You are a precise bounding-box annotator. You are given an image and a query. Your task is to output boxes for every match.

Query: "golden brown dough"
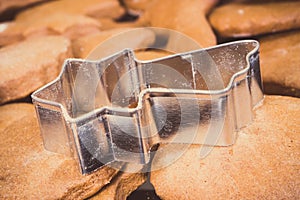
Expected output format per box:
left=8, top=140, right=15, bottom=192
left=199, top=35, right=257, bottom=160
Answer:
left=90, top=169, right=147, bottom=200
left=142, top=0, right=219, bottom=47
left=0, top=0, right=45, bottom=14
left=260, top=30, right=300, bottom=97
left=0, top=22, right=24, bottom=46
left=122, top=0, right=155, bottom=14
left=209, top=2, right=300, bottom=37
left=151, top=95, right=300, bottom=199
left=72, top=28, right=156, bottom=59
left=97, top=18, right=146, bottom=31
left=135, top=49, right=172, bottom=60
left=0, top=13, right=101, bottom=46
left=0, top=0, right=124, bottom=46
left=0, top=36, right=72, bottom=104
left=16, top=0, right=124, bottom=22
left=72, top=28, right=133, bottom=58
left=0, top=103, right=119, bottom=199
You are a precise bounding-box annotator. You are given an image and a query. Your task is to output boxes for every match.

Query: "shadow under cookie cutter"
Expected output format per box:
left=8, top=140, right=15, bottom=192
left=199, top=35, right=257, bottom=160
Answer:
left=32, top=40, right=264, bottom=174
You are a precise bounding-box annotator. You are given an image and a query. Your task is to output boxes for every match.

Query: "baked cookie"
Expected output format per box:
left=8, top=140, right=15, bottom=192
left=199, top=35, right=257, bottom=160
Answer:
left=0, top=36, right=72, bottom=104
left=142, top=0, right=219, bottom=47
left=122, top=0, right=155, bottom=14
left=72, top=28, right=156, bottom=59
left=135, top=49, right=172, bottom=60
left=260, top=30, right=300, bottom=97
left=0, top=0, right=45, bottom=14
left=209, top=1, right=300, bottom=37
left=0, top=103, right=119, bottom=199
left=16, top=0, right=124, bottom=21
left=151, top=95, right=300, bottom=199
left=0, top=0, right=124, bottom=46
left=91, top=167, right=147, bottom=200
left=72, top=28, right=132, bottom=58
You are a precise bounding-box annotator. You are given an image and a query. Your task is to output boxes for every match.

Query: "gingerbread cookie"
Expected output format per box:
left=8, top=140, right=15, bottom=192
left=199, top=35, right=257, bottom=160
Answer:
left=0, top=0, right=45, bottom=14
left=260, top=30, right=300, bottom=97
left=72, top=28, right=156, bottom=59
left=0, top=36, right=72, bottom=104
left=0, top=0, right=124, bottom=46
left=91, top=168, right=147, bottom=200
left=209, top=2, right=300, bottom=37
left=0, top=103, right=119, bottom=199
left=151, top=96, right=300, bottom=199
left=142, top=0, right=219, bottom=47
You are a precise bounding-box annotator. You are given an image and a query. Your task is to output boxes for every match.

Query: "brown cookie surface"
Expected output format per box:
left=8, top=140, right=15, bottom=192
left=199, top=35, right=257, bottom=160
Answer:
left=134, top=49, right=172, bottom=61
left=72, top=28, right=133, bottom=58
left=90, top=168, right=147, bottom=200
left=260, top=30, right=300, bottom=97
left=209, top=2, right=300, bottom=37
left=15, top=0, right=124, bottom=22
left=122, top=0, right=155, bottom=14
left=0, top=13, right=101, bottom=46
left=150, top=95, right=300, bottom=199
left=0, top=0, right=124, bottom=46
left=74, top=28, right=156, bottom=59
left=143, top=0, right=218, bottom=47
left=0, top=0, right=45, bottom=14
left=0, top=35, right=72, bottom=104
left=0, top=103, right=119, bottom=199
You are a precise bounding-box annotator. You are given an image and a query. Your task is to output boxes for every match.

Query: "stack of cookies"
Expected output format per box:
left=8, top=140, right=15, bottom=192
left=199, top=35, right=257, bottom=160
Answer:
left=0, top=0, right=299, bottom=199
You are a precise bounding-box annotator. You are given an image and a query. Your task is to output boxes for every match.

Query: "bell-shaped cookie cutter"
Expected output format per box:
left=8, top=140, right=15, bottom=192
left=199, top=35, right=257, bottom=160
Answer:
left=32, top=40, right=263, bottom=174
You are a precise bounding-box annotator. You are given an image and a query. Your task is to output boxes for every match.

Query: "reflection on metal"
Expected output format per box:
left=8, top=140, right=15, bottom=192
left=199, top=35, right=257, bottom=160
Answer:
left=32, top=40, right=264, bottom=174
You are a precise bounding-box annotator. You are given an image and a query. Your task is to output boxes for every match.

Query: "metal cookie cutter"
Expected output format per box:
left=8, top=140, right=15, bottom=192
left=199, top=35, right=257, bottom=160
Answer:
left=32, top=40, right=263, bottom=174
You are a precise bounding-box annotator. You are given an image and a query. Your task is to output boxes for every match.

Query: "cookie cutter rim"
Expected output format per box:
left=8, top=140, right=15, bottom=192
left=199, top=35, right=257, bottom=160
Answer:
left=32, top=40, right=263, bottom=174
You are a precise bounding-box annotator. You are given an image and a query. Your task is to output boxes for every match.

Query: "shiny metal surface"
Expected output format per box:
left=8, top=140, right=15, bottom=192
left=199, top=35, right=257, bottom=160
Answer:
left=32, top=40, right=264, bottom=174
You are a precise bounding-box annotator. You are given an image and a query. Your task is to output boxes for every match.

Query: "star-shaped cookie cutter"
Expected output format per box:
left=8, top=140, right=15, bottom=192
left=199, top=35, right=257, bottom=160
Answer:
left=32, top=40, right=263, bottom=174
